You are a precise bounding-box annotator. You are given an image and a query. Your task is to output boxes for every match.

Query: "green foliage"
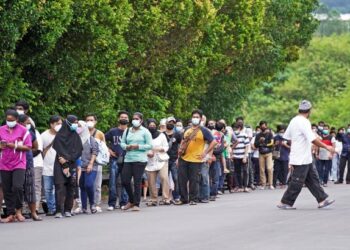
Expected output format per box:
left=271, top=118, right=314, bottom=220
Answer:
left=0, top=0, right=319, bottom=131
left=243, top=34, right=350, bottom=129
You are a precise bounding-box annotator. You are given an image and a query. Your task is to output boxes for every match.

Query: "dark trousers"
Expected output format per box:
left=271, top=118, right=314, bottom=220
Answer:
left=169, top=160, right=180, bottom=200
left=178, top=159, right=201, bottom=203
left=281, top=164, right=328, bottom=206
left=338, top=156, right=350, bottom=183
left=227, top=158, right=238, bottom=190
left=209, top=160, right=220, bottom=196
left=0, top=169, right=25, bottom=215
left=79, top=171, right=97, bottom=210
left=121, top=162, right=147, bottom=207
left=317, top=160, right=332, bottom=184
left=252, top=157, right=260, bottom=185
left=273, top=160, right=289, bottom=186
left=234, top=158, right=248, bottom=188
left=55, top=177, right=75, bottom=214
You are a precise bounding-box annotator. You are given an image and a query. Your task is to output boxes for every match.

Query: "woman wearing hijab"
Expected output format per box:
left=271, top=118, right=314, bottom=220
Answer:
left=18, top=115, right=42, bottom=221
left=0, top=110, right=32, bottom=223
left=53, top=115, right=83, bottom=218
left=145, top=119, right=171, bottom=206
left=78, top=121, right=99, bottom=214
left=121, top=112, right=152, bottom=212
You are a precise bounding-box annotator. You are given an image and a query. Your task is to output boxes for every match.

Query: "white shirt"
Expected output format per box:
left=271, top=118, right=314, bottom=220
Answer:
left=146, top=133, right=169, bottom=171
left=284, top=115, right=316, bottom=165
left=41, top=130, right=57, bottom=176
left=251, top=136, right=259, bottom=158
left=33, top=130, right=44, bottom=168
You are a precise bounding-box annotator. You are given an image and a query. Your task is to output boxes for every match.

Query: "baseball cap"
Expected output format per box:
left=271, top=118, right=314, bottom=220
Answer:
left=166, top=117, right=176, bottom=123
left=299, top=100, right=312, bottom=111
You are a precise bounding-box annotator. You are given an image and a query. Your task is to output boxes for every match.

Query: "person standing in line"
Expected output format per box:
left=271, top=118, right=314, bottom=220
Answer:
left=105, top=111, right=129, bottom=211
left=278, top=100, right=335, bottom=210
left=176, top=110, right=216, bottom=205
left=32, top=120, right=44, bottom=214
left=335, top=127, right=350, bottom=184
left=41, top=115, right=62, bottom=216
left=120, top=112, right=152, bottom=212
left=53, top=115, right=83, bottom=218
left=254, top=121, right=274, bottom=190
left=273, top=125, right=290, bottom=188
left=85, top=114, right=105, bottom=213
left=0, top=110, right=32, bottom=223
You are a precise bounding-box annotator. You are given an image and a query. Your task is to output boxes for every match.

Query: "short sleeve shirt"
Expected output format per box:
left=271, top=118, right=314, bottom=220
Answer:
left=0, top=124, right=32, bottom=171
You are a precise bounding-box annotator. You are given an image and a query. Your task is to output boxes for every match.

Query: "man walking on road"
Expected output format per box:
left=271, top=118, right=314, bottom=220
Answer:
left=278, top=100, right=335, bottom=210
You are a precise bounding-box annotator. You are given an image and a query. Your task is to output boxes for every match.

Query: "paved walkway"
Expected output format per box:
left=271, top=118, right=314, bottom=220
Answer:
left=2, top=184, right=349, bottom=250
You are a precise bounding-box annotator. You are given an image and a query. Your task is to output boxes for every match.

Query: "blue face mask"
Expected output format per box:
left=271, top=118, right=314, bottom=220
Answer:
left=323, top=130, right=329, bottom=135
left=67, top=120, right=78, bottom=132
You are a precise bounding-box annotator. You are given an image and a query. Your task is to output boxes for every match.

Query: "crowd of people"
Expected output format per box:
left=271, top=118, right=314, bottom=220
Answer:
left=0, top=100, right=347, bottom=222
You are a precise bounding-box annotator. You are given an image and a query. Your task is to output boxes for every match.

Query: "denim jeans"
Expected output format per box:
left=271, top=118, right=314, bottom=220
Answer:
left=209, top=160, right=220, bottom=196
left=199, top=163, right=210, bottom=201
left=43, top=175, right=56, bottom=213
left=108, top=158, right=128, bottom=207
left=80, top=170, right=97, bottom=210
left=169, top=160, right=180, bottom=200
left=331, top=154, right=340, bottom=181
left=317, top=160, right=332, bottom=184
left=218, top=160, right=225, bottom=190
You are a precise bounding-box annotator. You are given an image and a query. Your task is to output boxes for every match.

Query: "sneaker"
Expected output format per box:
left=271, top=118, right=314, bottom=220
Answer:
left=107, top=206, right=114, bottom=211
left=209, top=196, right=216, bottom=201
left=277, top=203, right=296, bottom=210
left=334, top=181, right=343, bottom=184
left=189, top=201, right=197, bottom=206
left=269, top=185, right=275, bottom=190
left=217, top=191, right=223, bottom=195
left=55, top=213, right=63, bottom=219
left=74, top=207, right=82, bottom=214
left=259, top=186, right=265, bottom=190
left=132, top=206, right=141, bottom=212
left=122, top=203, right=134, bottom=211
left=96, top=206, right=103, bottom=213
left=46, top=211, right=56, bottom=216
left=65, top=212, right=72, bottom=217
left=323, top=183, right=328, bottom=187
left=318, top=199, right=335, bottom=209
left=199, top=199, right=209, bottom=203
left=174, top=200, right=186, bottom=206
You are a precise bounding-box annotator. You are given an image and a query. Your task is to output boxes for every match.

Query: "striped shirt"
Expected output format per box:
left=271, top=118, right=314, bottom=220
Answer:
left=233, top=131, right=249, bottom=159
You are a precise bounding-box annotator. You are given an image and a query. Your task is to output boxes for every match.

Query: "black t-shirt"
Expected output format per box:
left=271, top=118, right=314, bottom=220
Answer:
left=254, top=131, right=274, bottom=155
left=164, top=131, right=182, bottom=161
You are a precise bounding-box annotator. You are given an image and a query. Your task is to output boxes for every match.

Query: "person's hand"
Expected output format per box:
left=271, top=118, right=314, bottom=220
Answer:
left=175, top=159, right=179, bottom=168
left=326, top=145, right=335, bottom=154
left=0, top=141, right=7, bottom=150
left=242, top=157, right=247, bottom=164
left=5, top=142, right=15, bottom=149
left=87, top=163, right=93, bottom=173
left=288, top=165, right=293, bottom=171
left=129, top=144, right=139, bottom=150
left=109, top=149, right=117, bottom=158
left=59, top=157, right=67, bottom=165
left=147, top=151, right=154, bottom=158
left=200, top=152, right=207, bottom=160
left=259, top=137, right=265, bottom=143
left=63, top=168, right=70, bottom=177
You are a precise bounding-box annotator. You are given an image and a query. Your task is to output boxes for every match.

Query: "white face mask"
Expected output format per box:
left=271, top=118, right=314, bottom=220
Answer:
left=132, top=119, right=141, bottom=128
left=16, top=110, right=25, bottom=115
left=192, top=118, right=200, bottom=126
left=6, top=121, right=17, bottom=128
left=26, top=124, right=31, bottom=131
left=86, top=121, right=95, bottom=129
left=54, top=124, right=62, bottom=132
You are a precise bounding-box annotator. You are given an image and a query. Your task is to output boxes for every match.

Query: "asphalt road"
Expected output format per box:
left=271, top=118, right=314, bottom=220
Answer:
left=1, top=184, right=349, bottom=250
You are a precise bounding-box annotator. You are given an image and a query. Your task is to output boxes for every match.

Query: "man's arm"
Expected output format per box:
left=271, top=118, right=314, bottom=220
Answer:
left=313, top=138, right=335, bottom=154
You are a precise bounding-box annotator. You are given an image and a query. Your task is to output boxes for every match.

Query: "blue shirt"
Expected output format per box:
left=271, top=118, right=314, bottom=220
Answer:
left=274, top=134, right=290, bottom=162
left=337, top=133, right=350, bottom=157
left=105, top=127, right=126, bottom=158
left=121, top=126, right=152, bottom=163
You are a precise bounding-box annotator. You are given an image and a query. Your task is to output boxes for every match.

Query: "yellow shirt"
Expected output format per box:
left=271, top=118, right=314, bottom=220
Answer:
left=181, top=127, right=214, bottom=163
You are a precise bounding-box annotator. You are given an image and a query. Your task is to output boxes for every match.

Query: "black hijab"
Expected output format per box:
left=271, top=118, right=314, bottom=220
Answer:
left=53, top=115, right=83, bottom=162
left=147, top=118, right=160, bottom=139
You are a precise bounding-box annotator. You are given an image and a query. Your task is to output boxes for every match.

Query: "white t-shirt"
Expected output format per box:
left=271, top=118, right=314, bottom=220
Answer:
left=33, top=130, right=44, bottom=168
left=146, top=133, right=169, bottom=172
left=251, top=136, right=259, bottom=158
left=41, top=130, right=57, bottom=176
left=284, top=115, right=316, bottom=165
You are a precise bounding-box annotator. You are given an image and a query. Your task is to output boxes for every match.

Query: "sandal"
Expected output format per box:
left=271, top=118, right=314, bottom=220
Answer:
left=122, top=203, right=134, bottom=211
left=318, top=199, right=335, bottom=209
left=146, top=201, right=158, bottom=207
left=277, top=203, right=296, bottom=210
left=1, top=215, right=15, bottom=223
left=15, top=213, right=26, bottom=222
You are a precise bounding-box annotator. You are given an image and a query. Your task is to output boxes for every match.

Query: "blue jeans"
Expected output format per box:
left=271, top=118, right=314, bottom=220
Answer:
left=317, top=159, right=332, bottom=184
left=209, top=160, right=220, bottom=196
left=169, top=160, right=180, bottom=200
left=108, top=159, right=128, bottom=207
left=43, top=175, right=56, bottom=213
left=80, top=170, right=97, bottom=210
left=199, top=163, right=210, bottom=201
left=218, top=160, right=225, bottom=190
left=331, top=154, right=340, bottom=181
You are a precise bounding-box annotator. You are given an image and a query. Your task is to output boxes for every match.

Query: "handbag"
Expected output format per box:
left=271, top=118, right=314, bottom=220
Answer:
left=272, top=146, right=281, bottom=160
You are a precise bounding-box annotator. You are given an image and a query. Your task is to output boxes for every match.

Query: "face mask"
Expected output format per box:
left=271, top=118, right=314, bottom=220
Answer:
left=54, top=124, right=62, bottom=132
left=86, top=121, right=95, bottom=129
left=323, top=130, right=329, bottom=135
left=70, top=123, right=78, bottom=132
left=207, top=125, right=215, bottom=130
left=347, top=129, right=350, bottom=134
left=77, top=127, right=83, bottom=134
left=26, top=124, right=31, bottom=131
left=175, top=126, right=183, bottom=132
left=216, top=125, right=224, bottom=131
left=192, top=118, right=200, bottom=126
left=148, top=127, right=157, bottom=134
left=119, top=119, right=129, bottom=125
left=16, top=110, right=24, bottom=115
left=318, top=126, right=324, bottom=131
left=132, top=119, right=141, bottom=128
left=6, top=121, right=17, bottom=128
left=166, top=124, right=175, bottom=130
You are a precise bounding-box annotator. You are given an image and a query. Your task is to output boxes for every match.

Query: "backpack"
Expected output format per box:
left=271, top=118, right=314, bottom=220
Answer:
left=92, top=130, right=110, bottom=165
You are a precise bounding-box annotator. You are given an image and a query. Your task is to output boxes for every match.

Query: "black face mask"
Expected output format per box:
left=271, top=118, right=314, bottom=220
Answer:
left=208, top=125, right=215, bottom=130
left=166, top=124, right=175, bottom=130
left=216, top=125, right=224, bottom=131
left=119, top=119, right=129, bottom=125
left=148, top=127, right=157, bottom=134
